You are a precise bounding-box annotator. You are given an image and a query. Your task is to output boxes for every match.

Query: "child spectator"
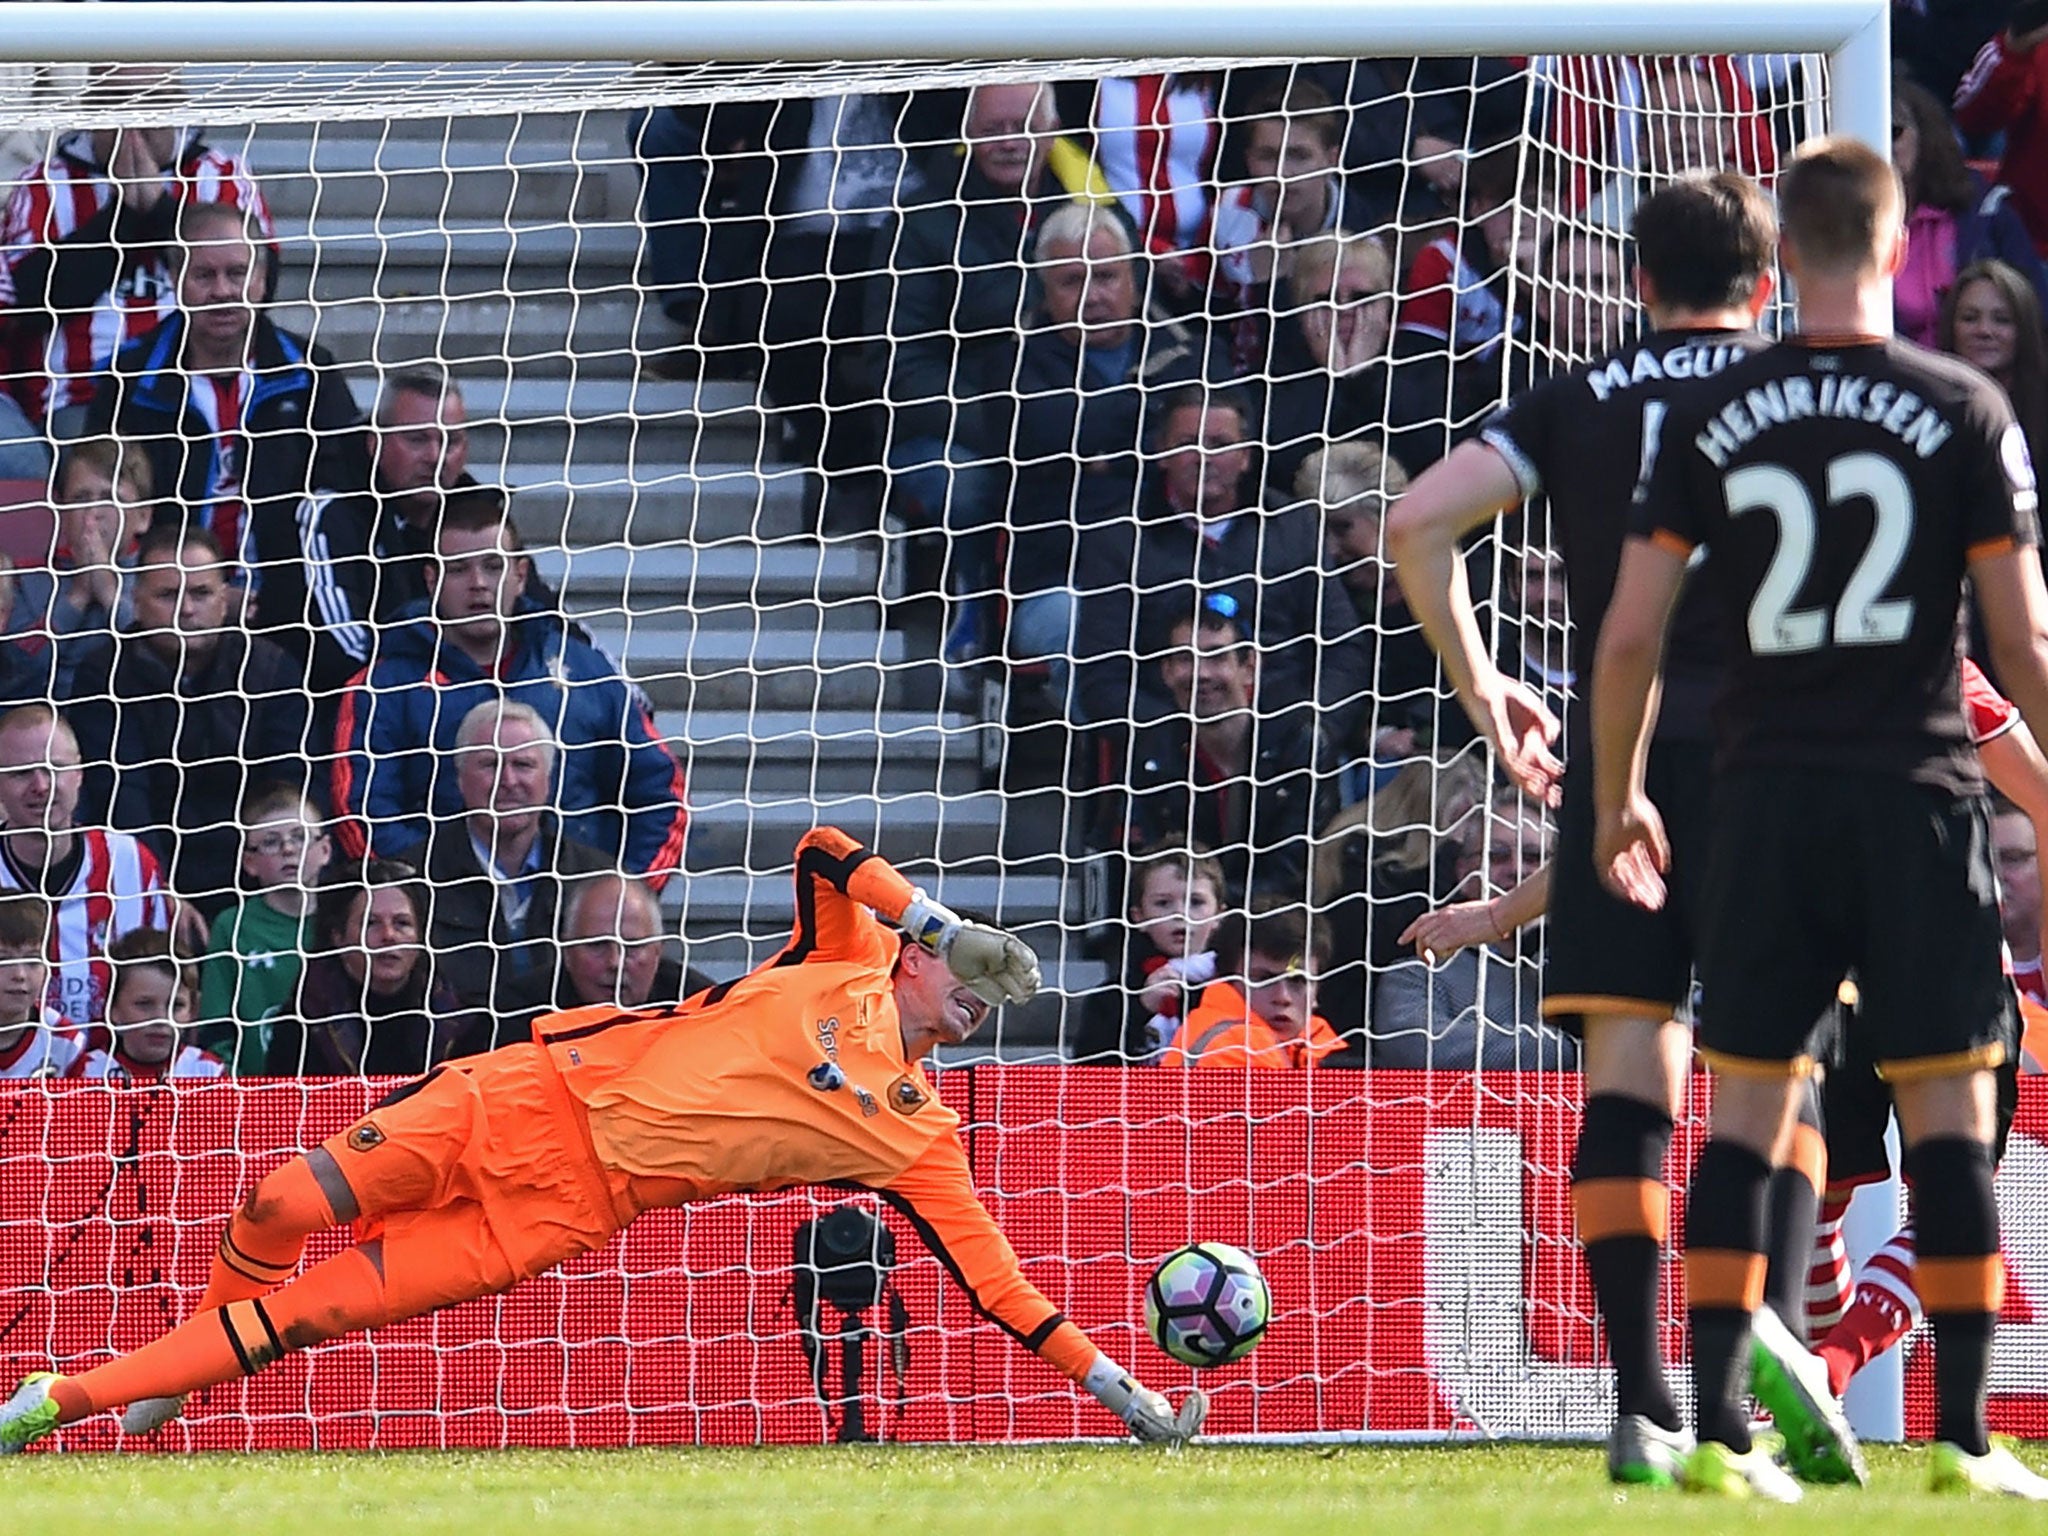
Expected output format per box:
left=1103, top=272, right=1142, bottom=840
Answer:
left=1072, top=842, right=1227, bottom=1064
left=72, top=926, right=224, bottom=1080
left=195, top=784, right=331, bottom=1074
left=1165, top=903, right=1344, bottom=1069
left=8, top=438, right=152, bottom=693
left=0, top=892, right=73, bottom=1079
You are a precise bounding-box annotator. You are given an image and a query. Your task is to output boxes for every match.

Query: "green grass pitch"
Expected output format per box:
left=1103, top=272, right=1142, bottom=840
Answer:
left=5, top=1443, right=2047, bottom=1535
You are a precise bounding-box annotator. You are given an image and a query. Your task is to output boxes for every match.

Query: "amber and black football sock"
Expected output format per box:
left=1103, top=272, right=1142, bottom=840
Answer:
left=1572, top=1093, right=1679, bottom=1432
left=1686, top=1138, right=1773, bottom=1451
left=1905, top=1137, right=2003, bottom=1458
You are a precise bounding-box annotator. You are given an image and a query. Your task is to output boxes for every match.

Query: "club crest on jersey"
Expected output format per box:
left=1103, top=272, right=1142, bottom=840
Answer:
left=887, top=1074, right=928, bottom=1116
left=807, top=1060, right=846, bottom=1093
left=346, top=1121, right=386, bottom=1153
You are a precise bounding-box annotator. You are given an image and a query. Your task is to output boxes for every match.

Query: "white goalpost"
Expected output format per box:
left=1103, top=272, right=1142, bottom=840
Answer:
left=0, top=0, right=1976, bottom=1455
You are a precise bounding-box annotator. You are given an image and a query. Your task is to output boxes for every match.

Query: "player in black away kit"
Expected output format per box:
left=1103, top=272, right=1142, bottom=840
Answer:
left=1387, top=173, right=1787, bottom=1488
left=1596, top=135, right=2048, bottom=1502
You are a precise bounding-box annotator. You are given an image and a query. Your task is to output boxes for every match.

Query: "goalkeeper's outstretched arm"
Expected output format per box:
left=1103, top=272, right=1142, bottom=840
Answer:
left=786, top=827, right=1042, bottom=1004
left=877, top=1133, right=1206, bottom=1446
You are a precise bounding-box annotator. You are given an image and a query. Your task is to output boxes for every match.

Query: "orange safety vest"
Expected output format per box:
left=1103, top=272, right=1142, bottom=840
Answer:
left=2021, top=993, right=2048, bottom=1073
left=1166, top=980, right=1344, bottom=1070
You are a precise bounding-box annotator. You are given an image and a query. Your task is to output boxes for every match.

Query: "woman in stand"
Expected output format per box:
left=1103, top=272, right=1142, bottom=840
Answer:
left=1940, top=259, right=2048, bottom=473
left=266, top=859, right=483, bottom=1075
left=1893, top=76, right=2047, bottom=347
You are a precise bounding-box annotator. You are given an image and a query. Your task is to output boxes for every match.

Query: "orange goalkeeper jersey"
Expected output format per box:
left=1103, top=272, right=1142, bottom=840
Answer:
left=531, top=827, right=1096, bottom=1380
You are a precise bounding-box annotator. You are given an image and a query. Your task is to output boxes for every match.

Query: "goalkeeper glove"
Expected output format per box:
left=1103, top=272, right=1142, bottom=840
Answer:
left=902, top=889, right=1042, bottom=1006
left=1084, top=1353, right=1209, bottom=1449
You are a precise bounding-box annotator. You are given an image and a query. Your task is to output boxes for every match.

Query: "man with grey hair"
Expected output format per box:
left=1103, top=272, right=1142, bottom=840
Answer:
left=549, top=870, right=709, bottom=1014
left=394, top=695, right=611, bottom=1042
left=259, top=366, right=575, bottom=691
left=864, top=81, right=1121, bottom=541
left=993, top=201, right=1216, bottom=713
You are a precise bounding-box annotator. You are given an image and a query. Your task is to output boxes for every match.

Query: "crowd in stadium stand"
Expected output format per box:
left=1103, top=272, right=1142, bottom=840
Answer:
left=3, top=26, right=2048, bottom=1076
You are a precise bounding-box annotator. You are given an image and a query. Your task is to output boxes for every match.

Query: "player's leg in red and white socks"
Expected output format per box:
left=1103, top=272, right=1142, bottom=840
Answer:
left=1570, top=1016, right=1691, bottom=1437
left=1815, top=1219, right=1921, bottom=1397
left=1806, top=1188, right=1855, bottom=1340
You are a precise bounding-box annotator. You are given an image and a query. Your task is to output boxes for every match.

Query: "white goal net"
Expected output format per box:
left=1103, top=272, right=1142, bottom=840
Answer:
left=0, top=9, right=1997, bottom=1452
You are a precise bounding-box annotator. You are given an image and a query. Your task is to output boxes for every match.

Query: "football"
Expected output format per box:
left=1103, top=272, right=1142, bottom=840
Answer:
left=1144, top=1242, right=1271, bottom=1368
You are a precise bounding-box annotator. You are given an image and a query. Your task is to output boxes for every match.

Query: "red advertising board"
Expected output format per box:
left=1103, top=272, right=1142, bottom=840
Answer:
left=1, top=1070, right=2042, bottom=1449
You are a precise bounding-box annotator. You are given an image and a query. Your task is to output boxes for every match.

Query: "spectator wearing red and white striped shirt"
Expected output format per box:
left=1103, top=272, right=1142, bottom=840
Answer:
left=0, top=890, right=80, bottom=1081
left=82, top=200, right=362, bottom=593
left=0, top=704, right=171, bottom=1031
left=1204, top=79, right=1368, bottom=374
left=0, top=65, right=274, bottom=435
left=1090, top=73, right=1220, bottom=305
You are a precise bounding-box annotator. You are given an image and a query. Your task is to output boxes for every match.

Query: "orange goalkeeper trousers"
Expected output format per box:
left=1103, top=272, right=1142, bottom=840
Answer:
left=54, top=1046, right=628, bottom=1424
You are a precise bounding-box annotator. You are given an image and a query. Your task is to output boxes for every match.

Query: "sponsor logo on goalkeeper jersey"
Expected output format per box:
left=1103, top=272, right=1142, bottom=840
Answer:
left=807, top=1061, right=847, bottom=1094
left=852, top=1085, right=879, bottom=1117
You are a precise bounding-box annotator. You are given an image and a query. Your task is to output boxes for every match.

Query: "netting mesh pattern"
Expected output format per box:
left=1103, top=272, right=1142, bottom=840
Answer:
left=0, top=60, right=1230, bottom=129
left=0, top=54, right=1833, bottom=1054
left=5, top=1074, right=2046, bottom=1447
left=5, top=48, right=2009, bottom=1446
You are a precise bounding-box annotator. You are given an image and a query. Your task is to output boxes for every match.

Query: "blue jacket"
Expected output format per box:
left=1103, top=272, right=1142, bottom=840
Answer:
left=84, top=311, right=366, bottom=575
left=1956, top=175, right=2048, bottom=312
left=333, top=608, right=686, bottom=882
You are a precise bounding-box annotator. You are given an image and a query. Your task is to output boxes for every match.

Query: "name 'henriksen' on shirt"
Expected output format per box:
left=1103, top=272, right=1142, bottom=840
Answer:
left=1693, top=375, right=1955, bottom=468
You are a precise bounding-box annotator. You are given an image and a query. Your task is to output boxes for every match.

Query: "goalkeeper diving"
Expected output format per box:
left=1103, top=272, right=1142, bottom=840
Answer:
left=0, top=829, right=1207, bottom=1451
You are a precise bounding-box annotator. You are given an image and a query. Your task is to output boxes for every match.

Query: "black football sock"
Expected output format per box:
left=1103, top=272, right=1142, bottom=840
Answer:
left=1905, top=1136, right=2003, bottom=1458
left=1686, top=1138, right=1774, bottom=1452
left=1572, top=1092, right=1680, bottom=1432
left=1763, top=1079, right=1826, bottom=1333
